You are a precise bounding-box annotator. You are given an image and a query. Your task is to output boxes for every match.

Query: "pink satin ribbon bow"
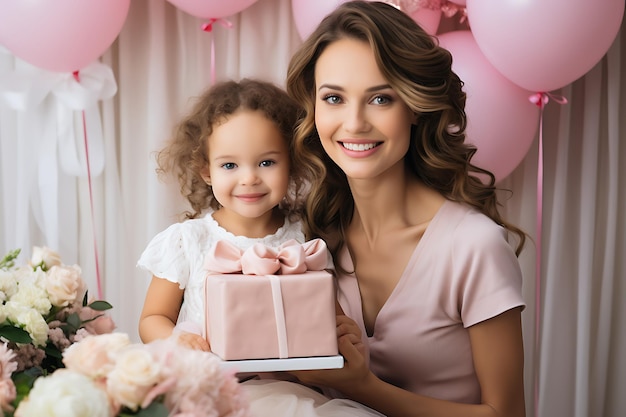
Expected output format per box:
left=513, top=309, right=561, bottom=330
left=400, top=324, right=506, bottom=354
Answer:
left=204, top=238, right=331, bottom=276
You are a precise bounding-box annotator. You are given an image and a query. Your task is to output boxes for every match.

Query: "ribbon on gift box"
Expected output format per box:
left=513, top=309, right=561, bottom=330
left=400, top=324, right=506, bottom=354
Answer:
left=204, top=238, right=332, bottom=275
left=204, top=238, right=332, bottom=359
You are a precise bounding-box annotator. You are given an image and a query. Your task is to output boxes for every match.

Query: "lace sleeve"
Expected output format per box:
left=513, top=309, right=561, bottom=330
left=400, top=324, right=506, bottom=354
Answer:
left=136, top=223, right=190, bottom=289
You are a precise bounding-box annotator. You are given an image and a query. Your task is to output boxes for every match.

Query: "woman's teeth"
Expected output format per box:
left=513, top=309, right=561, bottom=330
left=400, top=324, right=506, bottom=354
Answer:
left=342, top=142, right=377, bottom=151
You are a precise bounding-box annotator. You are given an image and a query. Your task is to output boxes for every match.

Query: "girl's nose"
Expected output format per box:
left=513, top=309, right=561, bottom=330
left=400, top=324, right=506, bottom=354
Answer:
left=239, top=167, right=260, bottom=185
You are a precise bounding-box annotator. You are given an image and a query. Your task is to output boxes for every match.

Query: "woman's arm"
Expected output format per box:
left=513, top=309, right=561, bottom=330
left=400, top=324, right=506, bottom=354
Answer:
left=138, top=276, right=210, bottom=351
left=296, top=308, right=525, bottom=417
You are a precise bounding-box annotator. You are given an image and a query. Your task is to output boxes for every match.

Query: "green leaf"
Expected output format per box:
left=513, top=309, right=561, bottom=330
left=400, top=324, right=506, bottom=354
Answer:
left=88, top=300, right=113, bottom=311
left=0, top=325, right=32, bottom=344
left=0, top=248, right=21, bottom=270
left=44, top=342, right=63, bottom=359
left=12, top=367, right=43, bottom=393
left=10, top=367, right=44, bottom=414
left=65, top=312, right=82, bottom=331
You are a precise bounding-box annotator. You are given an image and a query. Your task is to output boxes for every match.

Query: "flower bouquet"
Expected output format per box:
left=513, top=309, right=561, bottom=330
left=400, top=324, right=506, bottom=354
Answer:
left=0, top=247, right=250, bottom=417
left=0, top=247, right=115, bottom=415
left=13, top=333, right=250, bottom=417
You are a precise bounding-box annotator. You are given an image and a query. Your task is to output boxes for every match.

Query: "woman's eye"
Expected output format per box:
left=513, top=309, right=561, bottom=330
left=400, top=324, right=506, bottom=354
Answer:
left=323, top=94, right=342, bottom=105
left=259, top=160, right=275, bottom=167
left=372, top=95, right=391, bottom=105
left=221, top=162, right=236, bottom=170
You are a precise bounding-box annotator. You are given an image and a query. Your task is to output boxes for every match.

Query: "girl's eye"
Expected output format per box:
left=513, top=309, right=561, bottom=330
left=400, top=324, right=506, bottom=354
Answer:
left=259, top=160, right=275, bottom=167
left=221, top=162, right=236, bottom=170
left=371, top=95, right=391, bottom=105
left=322, top=94, right=342, bottom=105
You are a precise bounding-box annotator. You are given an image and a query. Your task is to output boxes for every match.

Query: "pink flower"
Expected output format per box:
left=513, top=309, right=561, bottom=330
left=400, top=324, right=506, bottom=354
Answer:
left=79, top=306, right=116, bottom=335
left=0, top=344, right=18, bottom=411
left=0, top=379, right=17, bottom=413
left=216, top=372, right=250, bottom=417
left=0, top=343, right=18, bottom=380
left=45, top=264, right=87, bottom=307
left=106, top=345, right=163, bottom=411
left=63, top=333, right=131, bottom=379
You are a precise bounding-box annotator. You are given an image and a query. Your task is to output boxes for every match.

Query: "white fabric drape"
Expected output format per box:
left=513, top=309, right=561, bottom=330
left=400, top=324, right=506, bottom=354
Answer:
left=0, top=0, right=624, bottom=416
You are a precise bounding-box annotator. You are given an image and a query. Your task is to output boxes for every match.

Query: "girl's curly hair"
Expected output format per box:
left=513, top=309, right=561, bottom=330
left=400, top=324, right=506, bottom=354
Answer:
left=156, top=78, right=307, bottom=220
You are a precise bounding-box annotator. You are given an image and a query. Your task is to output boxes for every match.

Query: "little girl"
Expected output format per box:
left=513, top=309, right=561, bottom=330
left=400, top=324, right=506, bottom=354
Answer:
left=137, top=79, right=311, bottom=351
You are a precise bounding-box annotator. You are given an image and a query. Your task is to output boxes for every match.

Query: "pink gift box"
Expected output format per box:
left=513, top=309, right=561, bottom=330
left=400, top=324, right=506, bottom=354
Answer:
left=204, top=270, right=338, bottom=360
left=203, top=238, right=338, bottom=361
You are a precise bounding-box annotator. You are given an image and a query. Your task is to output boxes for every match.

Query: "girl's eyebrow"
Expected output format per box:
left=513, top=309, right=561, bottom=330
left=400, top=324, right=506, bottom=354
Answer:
left=317, top=83, right=392, bottom=92
left=213, top=150, right=283, bottom=162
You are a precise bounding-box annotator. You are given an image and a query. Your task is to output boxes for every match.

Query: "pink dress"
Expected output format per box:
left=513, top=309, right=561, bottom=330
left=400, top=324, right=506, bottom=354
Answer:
left=336, top=200, right=525, bottom=404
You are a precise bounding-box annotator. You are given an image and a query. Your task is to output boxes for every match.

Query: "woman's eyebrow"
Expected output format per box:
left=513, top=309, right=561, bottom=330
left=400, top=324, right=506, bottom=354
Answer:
left=317, top=83, right=391, bottom=92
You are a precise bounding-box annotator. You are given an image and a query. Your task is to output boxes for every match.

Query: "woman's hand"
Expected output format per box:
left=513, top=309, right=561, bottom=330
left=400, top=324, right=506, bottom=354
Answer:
left=291, top=314, right=371, bottom=394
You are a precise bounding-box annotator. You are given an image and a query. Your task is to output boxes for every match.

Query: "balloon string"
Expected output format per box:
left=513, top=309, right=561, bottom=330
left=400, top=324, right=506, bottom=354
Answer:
left=201, top=18, right=233, bottom=85
left=528, top=91, right=567, bottom=417
left=73, top=70, right=103, bottom=300
left=535, top=102, right=544, bottom=417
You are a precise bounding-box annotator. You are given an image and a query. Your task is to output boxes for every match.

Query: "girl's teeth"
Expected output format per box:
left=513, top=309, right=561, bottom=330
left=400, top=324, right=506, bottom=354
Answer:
left=343, top=142, right=377, bottom=151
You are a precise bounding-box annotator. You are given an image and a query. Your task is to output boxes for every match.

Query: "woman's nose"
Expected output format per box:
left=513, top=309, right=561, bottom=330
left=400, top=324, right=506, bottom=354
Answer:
left=343, top=104, right=370, bottom=133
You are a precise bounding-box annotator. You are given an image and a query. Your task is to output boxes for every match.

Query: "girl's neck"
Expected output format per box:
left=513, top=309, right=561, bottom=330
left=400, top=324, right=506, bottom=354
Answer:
left=212, top=207, right=284, bottom=239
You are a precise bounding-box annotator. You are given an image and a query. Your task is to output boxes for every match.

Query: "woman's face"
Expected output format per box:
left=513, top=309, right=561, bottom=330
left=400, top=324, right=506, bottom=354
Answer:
left=314, top=38, right=415, bottom=181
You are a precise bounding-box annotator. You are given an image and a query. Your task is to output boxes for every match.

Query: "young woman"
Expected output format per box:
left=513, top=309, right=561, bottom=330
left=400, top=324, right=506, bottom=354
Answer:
left=285, top=2, right=527, bottom=416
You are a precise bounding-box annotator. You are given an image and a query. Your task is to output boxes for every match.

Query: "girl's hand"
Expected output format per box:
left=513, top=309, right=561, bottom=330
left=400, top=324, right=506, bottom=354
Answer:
left=290, top=314, right=371, bottom=393
left=175, top=331, right=211, bottom=351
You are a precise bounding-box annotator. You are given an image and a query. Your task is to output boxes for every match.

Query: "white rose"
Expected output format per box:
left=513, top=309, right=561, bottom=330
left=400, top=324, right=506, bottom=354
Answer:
left=30, top=246, right=62, bottom=270
left=10, top=282, right=52, bottom=316
left=106, top=345, right=162, bottom=411
left=13, top=265, right=46, bottom=287
left=14, top=369, right=110, bottom=417
left=0, top=270, right=18, bottom=301
left=4, top=301, right=49, bottom=346
left=45, top=264, right=86, bottom=307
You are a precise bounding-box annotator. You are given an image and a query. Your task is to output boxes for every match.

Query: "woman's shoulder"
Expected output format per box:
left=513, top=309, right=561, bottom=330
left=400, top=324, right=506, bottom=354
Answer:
left=433, top=201, right=510, bottom=250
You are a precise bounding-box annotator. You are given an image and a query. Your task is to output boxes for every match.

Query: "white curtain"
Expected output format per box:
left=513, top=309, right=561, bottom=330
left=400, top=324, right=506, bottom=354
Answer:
left=0, top=0, right=624, bottom=416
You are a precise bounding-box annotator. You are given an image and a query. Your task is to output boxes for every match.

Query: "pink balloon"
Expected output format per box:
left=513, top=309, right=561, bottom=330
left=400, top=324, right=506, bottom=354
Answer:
left=292, top=0, right=344, bottom=40
left=438, top=30, right=540, bottom=182
left=0, top=0, right=130, bottom=73
left=448, top=0, right=466, bottom=5
left=166, top=0, right=259, bottom=19
left=467, top=0, right=625, bottom=92
left=291, top=0, right=440, bottom=41
left=408, top=7, right=441, bottom=36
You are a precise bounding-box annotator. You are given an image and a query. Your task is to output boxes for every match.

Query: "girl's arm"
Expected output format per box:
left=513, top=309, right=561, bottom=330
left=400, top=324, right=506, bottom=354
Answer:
left=138, top=276, right=210, bottom=351
left=296, top=307, right=525, bottom=417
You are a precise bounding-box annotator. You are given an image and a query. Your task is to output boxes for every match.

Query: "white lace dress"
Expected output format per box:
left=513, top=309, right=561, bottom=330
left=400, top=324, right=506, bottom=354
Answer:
left=137, top=208, right=305, bottom=331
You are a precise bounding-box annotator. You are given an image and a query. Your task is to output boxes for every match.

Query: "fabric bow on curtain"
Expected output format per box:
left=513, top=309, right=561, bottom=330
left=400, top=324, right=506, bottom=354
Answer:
left=0, top=59, right=116, bottom=255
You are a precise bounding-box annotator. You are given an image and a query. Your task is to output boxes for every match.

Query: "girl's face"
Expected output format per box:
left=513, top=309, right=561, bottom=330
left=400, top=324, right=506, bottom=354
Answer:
left=203, top=109, right=290, bottom=222
left=314, top=38, right=416, bottom=181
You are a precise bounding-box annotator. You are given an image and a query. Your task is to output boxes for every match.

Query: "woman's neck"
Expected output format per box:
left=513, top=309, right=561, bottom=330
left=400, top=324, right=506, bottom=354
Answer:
left=348, top=171, right=445, bottom=243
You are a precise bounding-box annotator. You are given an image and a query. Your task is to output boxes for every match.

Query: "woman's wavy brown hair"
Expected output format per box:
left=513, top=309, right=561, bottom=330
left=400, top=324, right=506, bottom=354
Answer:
left=156, top=78, right=307, bottom=220
left=287, top=1, right=526, bottom=264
